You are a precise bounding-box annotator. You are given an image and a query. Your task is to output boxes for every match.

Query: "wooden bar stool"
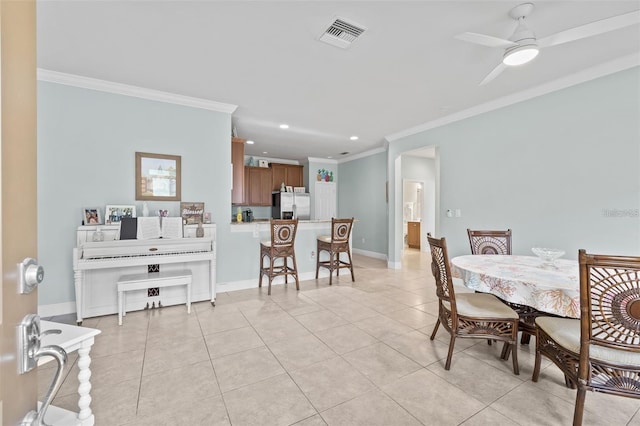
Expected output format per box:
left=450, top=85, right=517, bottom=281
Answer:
left=315, top=217, right=355, bottom=285
left=259, top=219, right=299, bottom=295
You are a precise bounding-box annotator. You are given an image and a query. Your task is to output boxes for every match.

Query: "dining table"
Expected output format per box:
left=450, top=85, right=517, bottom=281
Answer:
left=450, top=255, right=580, bottom=318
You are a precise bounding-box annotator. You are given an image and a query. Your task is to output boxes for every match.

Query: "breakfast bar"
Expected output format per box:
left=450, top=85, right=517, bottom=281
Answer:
left=224, top=219, right=352, bottom=292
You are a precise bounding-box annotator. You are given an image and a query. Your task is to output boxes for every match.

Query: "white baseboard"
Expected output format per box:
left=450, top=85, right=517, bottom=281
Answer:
left=217, top=270, right=329, bottom=293
left=38, top=301, right=76, bottom=317
left=352, top=248, right=387, bottom=260
left=387, top=260, right=402, bottom=269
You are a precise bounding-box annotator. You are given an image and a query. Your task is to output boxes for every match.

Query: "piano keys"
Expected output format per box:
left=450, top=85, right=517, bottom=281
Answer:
left=73, top=224, right=216, bottom=324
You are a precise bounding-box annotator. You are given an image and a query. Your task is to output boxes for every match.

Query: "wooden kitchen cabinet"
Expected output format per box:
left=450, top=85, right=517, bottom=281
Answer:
left=407, top=221, right=421, bottom=249
left=245, top=166, right=272, bottom=206
left=271, top=163, right=303, bottom=191
left=231, top=137, right=246, bottom=205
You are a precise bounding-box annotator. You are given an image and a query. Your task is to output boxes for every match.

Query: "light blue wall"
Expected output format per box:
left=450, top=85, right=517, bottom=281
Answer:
left=338, top=150, right=388, bottom=255
left=37, top=81, right=233, bottom=305
left=388, top=67, right=640, bottom=262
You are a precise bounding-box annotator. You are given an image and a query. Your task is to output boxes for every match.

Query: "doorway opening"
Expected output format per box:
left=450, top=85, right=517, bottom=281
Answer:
left=403, top=180, right=424, bottom=250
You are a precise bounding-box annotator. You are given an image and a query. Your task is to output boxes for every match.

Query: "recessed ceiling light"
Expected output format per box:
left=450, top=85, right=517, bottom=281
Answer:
left=262, top=151, right=268, bottom=154
left=279, top=124, right=289, bottom=129
left=350, top=136, right=358, bottom=141
left=327, top=156, right=333, bottom=159
left=246, top=140, right=254, bottom=144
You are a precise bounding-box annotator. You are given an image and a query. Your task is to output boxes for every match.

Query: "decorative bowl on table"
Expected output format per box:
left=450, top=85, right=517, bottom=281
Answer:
left=532, top=247, right=565, bottom=264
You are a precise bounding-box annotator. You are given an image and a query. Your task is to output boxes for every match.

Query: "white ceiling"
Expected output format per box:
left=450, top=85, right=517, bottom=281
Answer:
left=36, top=1, right=640, bottom=162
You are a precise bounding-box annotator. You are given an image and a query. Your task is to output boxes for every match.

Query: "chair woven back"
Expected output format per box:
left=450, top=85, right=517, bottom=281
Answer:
left=427, top=235, right=455, bottom=307
left=330, top=217, right=354, bottom=243
left=467, top=229, right=512, bottom=255
left=270, top=219, right=298, bottom=247
left=579, top=249, right=640, bottom=358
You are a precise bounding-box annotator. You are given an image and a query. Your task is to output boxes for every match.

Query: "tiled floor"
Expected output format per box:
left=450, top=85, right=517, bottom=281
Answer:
left=41, top=250, right=640, bottom=425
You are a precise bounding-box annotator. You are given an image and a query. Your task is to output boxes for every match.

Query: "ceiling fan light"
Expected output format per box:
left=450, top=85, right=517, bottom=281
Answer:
left=503, top=44, right=539, bottom=66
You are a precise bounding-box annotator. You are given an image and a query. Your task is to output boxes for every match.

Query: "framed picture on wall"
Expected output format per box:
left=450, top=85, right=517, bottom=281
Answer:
left=135, top=152, right=181, bottom=201
left=105, top=205, right=137, bottom=224
left=82, top=207, right=102, bottom=225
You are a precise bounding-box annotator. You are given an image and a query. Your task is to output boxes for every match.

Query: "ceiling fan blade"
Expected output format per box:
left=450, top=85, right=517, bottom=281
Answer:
left=538, top=9, right=640, bottom=48
left=455, top=32, right=517, bottom=48
left=479, top=62, right=507, bottom=86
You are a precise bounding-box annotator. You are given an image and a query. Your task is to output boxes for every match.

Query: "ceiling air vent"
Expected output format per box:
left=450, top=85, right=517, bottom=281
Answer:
left=319, top=17, right=366, bottom=49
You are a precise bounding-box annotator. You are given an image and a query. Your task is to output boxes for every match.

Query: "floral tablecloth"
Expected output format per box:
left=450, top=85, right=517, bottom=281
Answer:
left=451, top=255, right=580, bottom=318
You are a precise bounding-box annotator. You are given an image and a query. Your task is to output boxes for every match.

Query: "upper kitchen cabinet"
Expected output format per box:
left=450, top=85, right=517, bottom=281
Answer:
left=232, top=137, right=246, bottom=205
left=271, top=163, right=303, bottom=191
left=245, top=166, right=272, bottom=206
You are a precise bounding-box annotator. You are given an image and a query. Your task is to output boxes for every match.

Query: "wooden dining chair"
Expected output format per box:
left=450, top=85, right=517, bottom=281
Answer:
left=467, top=228, right=538, bottom=349
left=467, top=228, right=512, bottom=255
left=259, top=219, right=299, bottom=295
left=427, top=235, right=520, bottom=374
left=315, top=217, right=355, bottom=285
left=532, top=250, right=640, bottom=425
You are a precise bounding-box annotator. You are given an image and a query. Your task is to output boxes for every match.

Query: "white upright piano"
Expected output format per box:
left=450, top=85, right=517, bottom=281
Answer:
left=73, top=224, right=216, bottom=324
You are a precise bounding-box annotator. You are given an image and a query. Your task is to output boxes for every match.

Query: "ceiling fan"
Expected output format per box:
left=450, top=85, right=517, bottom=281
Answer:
left=455, top=3, right=640, bottom=85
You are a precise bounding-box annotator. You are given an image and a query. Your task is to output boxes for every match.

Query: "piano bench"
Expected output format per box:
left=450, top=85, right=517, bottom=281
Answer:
left=117, top=269, right=192, bottom=325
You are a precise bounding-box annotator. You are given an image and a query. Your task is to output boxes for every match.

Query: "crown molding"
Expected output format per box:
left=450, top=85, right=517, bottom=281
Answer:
left=338, top=146, right=387, bottom=164
left=37, top=69, right=238, bottom=114
left=307, top=157, right=338, bottom=164
left=386, top=54, right=640, bottom=142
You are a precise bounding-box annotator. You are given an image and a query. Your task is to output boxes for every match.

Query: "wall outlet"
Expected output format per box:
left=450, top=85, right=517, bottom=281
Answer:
left=252, top=224, right=259, bottom=238
left=446, top=209, right=453, bottom=218
left=310, top=250, right=315, bottom=260
left=455, top=209, right=462, bottom=217
left=361, top=237, right=365, bottom=243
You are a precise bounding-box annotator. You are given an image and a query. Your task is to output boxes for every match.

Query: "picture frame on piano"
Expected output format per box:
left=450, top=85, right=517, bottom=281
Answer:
left=105, top=205, right=137, bottom=225
left=135, top=152, right=182, bottom=201
left=82, top=207, right=102, bottom=225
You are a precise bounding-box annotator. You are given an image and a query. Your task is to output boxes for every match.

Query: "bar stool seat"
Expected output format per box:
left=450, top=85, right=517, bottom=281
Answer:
left=259, top=219, right=299, bottom=295
left=315, top=217, right=355, bottom=285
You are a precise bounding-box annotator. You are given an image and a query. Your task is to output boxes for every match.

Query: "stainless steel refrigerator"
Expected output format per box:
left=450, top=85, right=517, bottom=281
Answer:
left=272, top=192, right=310, bottom=220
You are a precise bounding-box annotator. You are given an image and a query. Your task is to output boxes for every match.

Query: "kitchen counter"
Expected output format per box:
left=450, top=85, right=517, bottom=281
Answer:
left=230, top=219, right=332, bottom=233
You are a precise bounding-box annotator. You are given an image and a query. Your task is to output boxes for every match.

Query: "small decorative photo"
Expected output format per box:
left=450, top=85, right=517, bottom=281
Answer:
left=105, top=205, right=137, bottom=224
left=82, top=207, right=102, bottom=225
left=181, top=202, right=205, bottom=225
left=203, top=212, right=212, bottom=224
left=286, top=185, right=293, bottom=193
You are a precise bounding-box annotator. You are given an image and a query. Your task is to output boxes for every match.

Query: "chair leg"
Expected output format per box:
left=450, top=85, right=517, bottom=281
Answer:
left=328, top=251, right=334, bottom=286
left=444, top=335, right=456, bottom=370
left=521, top=332, right=532, bottom=345
left=347, top=250, right=355, bottom=281
left=573, top=388, right=586, bottom=426
left=501, top=342, right=511, bottom=360
left=268, top=256, right=274, bottom=296
left=284, top=256, right=288, bottom=285
left=259, top=253, right=264, bottom=288
left=291, top=253, right=300, bottom=291
left=510, top=343, right=519, bottom=375
left=532, top=347, right=542, bottom=382
left=315, top=246, right=320, bottom=279
left=336, top=252, right=340, bottom=277
left=430, top=319, right=441, bottom=340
